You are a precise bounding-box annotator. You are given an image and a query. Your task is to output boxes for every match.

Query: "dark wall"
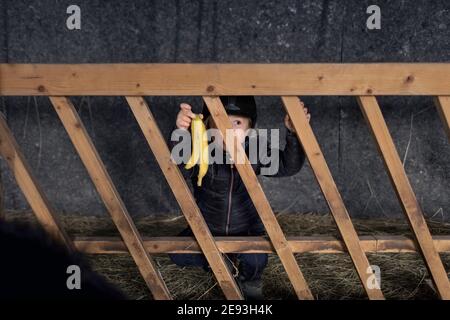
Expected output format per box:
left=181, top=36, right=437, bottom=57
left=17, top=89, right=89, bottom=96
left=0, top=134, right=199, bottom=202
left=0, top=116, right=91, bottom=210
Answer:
left=1, top=0, right=449, bottom=220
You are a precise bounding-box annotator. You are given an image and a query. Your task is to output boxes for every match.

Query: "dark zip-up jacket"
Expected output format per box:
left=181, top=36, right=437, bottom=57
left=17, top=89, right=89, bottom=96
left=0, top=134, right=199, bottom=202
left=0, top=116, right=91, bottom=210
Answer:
left=168, top=126, right=306, bottom=236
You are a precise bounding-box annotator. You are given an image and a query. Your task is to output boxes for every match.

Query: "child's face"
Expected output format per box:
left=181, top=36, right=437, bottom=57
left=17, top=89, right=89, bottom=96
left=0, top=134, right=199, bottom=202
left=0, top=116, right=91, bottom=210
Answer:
left=208, top=115, right=251, bottom=147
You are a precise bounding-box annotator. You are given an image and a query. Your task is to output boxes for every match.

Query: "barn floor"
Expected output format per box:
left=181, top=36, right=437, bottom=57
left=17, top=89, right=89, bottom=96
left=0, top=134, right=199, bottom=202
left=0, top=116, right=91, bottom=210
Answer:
left=5, top=211, right=450, bottom=300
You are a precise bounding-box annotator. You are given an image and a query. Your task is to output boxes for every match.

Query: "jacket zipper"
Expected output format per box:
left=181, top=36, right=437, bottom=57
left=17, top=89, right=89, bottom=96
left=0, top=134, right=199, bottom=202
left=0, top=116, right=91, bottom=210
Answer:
left=225, top=163, right=234, bottom=235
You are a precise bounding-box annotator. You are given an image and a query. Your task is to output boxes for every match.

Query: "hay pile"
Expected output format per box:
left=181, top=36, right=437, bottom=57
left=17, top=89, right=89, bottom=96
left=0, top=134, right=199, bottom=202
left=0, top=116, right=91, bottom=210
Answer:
left=5, top=211, right=450, bottom=300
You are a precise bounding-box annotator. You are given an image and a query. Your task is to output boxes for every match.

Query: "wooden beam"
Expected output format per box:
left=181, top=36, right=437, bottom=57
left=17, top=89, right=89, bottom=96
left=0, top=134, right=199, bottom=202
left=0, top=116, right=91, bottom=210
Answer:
left=282, top=96, right=384, bottom=300
left=357, top=96, right=450, bottom=300
left=434, top=96, right=450, bottom=141
left=73, top=235, right=450, bottom=254
left=49, top=96, right=171, bottom=300
left=0, top=114, right=73, bottom=250
left=1, top=64, right=450, bottom=96
left=125, top=96, right=243, bottom=300
left=203, top=96, right=313, bottom=300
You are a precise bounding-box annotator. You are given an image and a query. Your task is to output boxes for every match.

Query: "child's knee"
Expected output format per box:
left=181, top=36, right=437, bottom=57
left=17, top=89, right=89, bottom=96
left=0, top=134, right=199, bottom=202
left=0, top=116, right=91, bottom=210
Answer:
left=168, top=253, right=184, bottom=266
left=239, top=253, right=268, bottom=269
left=168, top=253, right=191, bottom=266
left=169, top=253, right=208, bottom=269
left=237, top=253, right=268, bottom=281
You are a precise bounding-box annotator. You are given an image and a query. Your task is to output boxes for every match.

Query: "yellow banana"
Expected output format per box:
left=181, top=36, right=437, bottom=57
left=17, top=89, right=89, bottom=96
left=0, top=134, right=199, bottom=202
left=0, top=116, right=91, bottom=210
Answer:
left=197, top=126, right=209, bottom=187
left=185, top=115, right=202, bottom=170
left=185, top=114, right=209, bottom=186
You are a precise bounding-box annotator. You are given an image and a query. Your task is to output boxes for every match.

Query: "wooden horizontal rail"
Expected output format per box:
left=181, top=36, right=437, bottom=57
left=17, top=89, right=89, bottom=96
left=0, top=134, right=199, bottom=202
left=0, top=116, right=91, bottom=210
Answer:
left=74, top=235, right=450, bottom=254
left=1, top=63, right=449, bottom=299
left=1, top=63, right=450, bottom=96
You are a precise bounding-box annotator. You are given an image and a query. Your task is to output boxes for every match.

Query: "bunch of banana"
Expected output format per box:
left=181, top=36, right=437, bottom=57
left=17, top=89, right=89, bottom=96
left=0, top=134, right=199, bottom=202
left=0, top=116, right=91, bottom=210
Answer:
left=185, top=114, right=209, bottom=186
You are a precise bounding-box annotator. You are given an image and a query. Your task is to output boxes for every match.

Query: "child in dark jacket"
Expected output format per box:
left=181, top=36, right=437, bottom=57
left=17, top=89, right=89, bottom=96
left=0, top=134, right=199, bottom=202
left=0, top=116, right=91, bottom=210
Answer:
left=168, top=96, right=310, bottom=299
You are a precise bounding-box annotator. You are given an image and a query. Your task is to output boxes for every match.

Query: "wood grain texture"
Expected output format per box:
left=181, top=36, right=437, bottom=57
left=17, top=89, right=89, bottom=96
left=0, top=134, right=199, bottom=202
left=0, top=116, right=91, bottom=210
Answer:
left=434, top=96, right=450, bottom=141
left=1, top=63, right=449, bottom=95
left=282, top=96, right=384, bottom=300
left=49, top=96, right=171, bottom=300
left=73, top=235, right=450, bottom=254
left=0, top=114, right=73, bottom=250
left=203, top=96, right=313, bottom=300
left=358, top=95, right=450, bottom=300
left=126, top=96, right=243, bottom=300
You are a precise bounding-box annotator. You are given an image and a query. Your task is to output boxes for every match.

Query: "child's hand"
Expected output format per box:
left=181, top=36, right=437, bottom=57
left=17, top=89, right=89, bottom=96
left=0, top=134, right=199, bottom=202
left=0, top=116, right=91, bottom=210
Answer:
left=176, top=103, right=196, bottom=130
left=284, top=101, right=311, bottom=133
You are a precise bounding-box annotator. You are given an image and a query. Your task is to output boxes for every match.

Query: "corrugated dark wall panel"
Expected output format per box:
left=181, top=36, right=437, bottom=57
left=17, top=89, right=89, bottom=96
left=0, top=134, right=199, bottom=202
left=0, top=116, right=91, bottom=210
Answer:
left=1, top=0, right=449, bottom=220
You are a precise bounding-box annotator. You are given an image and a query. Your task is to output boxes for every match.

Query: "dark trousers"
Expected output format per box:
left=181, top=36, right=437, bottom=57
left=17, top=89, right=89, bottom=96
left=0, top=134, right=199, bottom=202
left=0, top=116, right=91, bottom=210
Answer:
left=169, top=227, right=268, bottom=281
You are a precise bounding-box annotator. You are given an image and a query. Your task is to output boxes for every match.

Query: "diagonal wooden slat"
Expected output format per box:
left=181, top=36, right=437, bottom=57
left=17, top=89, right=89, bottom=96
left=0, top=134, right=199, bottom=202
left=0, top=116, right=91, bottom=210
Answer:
left=0, top=114, right=73, bottom=250
left=49, top=96, right=171, bottom=300
left=203, top=96, right=313, bottom=300
left=357, top=95, right=450, bottom=300
left=125, top=96, right=243, bottom=300
left=281, top=96, right=385, bottom=300
left=434, top=96, right=450, bottom=142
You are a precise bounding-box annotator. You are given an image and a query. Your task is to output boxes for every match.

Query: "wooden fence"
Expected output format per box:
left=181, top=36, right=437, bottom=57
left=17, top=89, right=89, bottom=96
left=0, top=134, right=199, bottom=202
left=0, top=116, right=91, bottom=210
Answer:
left=0, top=64, right=449, bottom=300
